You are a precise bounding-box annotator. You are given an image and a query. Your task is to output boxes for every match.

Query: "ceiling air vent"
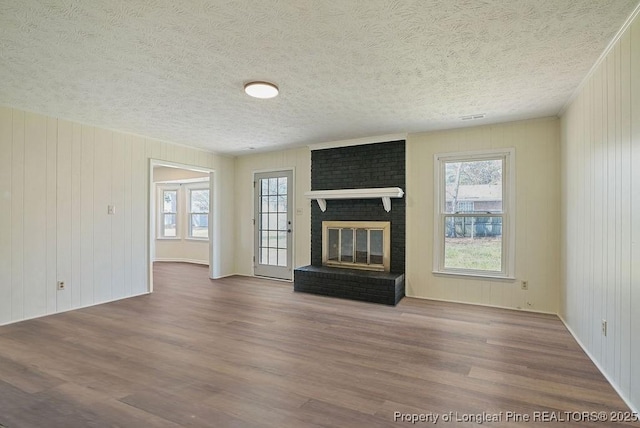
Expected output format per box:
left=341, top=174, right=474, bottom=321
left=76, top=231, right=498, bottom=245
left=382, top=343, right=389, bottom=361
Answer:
left=460, top=113, right=485, bottom=121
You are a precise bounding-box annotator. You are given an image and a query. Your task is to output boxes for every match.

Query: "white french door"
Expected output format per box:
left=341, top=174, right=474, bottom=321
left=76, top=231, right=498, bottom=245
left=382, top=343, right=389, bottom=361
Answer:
left=254, top=170, right=293, bottom=280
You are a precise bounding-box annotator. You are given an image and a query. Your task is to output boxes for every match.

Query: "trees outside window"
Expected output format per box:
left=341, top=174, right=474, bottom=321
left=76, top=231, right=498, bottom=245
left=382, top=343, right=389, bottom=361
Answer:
left=434, top=149, right=515, bottom=278
left=157, top=183, right=209, bottom=241
left=188, top=188, right=209, bottom=239
left=160, top=189, right=178, bottom=238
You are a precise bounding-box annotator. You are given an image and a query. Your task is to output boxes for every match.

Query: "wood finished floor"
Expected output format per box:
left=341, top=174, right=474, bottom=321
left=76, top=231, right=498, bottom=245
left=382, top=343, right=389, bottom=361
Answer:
left=0, top=262, right=635, bottom=428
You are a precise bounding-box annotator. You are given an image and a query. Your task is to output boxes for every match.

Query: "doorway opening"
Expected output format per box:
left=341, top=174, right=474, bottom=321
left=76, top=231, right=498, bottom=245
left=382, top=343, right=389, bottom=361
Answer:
left=149, top=160, right=215, bottom=292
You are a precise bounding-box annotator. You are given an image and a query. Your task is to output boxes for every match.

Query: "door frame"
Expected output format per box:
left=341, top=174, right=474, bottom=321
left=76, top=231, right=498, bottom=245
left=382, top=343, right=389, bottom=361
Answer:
left=149, top=159, right=216, bottom=292
left=253, top=167, right=295, bottom=281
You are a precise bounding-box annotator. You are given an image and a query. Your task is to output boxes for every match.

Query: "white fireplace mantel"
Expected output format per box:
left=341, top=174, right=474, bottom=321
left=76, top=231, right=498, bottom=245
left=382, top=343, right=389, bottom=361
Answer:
left=305, top=187, right=404, bottom=212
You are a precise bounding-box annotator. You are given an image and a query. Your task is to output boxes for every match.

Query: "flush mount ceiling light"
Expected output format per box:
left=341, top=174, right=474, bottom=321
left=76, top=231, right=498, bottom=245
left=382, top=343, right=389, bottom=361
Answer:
left=244, top=81, right=279, bottom=99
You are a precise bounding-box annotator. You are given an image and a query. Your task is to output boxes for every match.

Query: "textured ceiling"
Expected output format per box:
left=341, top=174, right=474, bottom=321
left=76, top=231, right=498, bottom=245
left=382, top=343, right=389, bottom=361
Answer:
left=1, top=0, right=638, bottom=155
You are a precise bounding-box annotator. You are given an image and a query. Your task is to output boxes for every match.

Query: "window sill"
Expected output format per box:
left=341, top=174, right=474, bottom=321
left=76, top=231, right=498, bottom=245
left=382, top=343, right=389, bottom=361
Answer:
left=157, top=237, right=180, bottom=240
left=432, top=270, right=516, bottom=282
left=185, top=237, right=209, bottom=242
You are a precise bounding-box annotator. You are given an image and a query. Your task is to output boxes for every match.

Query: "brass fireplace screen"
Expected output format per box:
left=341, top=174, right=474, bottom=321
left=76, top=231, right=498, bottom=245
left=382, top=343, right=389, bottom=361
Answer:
left=322, top=221, right=390, bottom=272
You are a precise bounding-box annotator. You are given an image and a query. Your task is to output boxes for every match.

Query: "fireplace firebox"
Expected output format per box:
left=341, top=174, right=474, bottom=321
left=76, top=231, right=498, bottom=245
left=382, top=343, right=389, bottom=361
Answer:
left=322, top=221, right=390, bottom=272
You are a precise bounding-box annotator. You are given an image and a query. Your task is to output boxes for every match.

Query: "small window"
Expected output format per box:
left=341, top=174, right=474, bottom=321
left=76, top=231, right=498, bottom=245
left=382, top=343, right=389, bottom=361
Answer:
left=433, top=149, right=515, bottom=279
left=160, top=189, right=178, bottom=238
left=188, top=188, right=209, bottom=239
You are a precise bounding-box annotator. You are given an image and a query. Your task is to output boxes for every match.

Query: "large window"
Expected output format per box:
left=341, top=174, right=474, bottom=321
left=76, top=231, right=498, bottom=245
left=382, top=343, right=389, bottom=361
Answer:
left=188, top=188, right=209, bottom=239
left=433, top=149, right=515, bottom=279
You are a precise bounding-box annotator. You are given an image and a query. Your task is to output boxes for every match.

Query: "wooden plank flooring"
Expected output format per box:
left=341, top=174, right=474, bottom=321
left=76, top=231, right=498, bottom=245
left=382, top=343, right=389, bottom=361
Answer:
left=0, top=262, right=636, bottom=427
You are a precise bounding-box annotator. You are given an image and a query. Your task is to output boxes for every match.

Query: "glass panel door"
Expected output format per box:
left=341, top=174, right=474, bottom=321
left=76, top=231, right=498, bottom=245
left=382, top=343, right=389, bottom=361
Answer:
left=254, top=170, right=293, bottom=280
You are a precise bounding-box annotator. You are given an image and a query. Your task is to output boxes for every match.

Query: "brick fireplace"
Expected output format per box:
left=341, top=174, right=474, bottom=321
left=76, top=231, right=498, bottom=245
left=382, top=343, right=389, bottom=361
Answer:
left=294, top=140, right=406, bottom=305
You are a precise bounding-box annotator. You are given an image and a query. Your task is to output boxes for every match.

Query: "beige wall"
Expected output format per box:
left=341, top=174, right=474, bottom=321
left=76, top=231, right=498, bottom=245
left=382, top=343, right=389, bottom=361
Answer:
left=155, top=237, right=209, bottom=265
left=234, top=147, right=311, bottom=277
left=0, top=106, right=236, bottom=325
left=406, top=117, right=561, bottom=313
left=560, top=15, right=640, bottom=412
left=153, top=166, right=210, bottom=182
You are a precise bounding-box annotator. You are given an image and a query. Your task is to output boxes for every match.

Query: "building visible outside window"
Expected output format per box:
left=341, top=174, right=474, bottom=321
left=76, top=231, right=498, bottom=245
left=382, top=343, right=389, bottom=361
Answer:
left=455, top=200, right=474, bottom=213
left=434, top=149, right=515, bottom=278
left=188, top=188, right=209, bottom=239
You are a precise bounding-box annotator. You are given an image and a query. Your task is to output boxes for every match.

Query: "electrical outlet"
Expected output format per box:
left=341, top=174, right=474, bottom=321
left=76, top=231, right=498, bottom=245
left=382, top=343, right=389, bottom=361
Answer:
left=521, top=280, right=528, bottom=290
left=602, top=319, right=607, bottom=336
left=57, top=281, right=65, bottom=291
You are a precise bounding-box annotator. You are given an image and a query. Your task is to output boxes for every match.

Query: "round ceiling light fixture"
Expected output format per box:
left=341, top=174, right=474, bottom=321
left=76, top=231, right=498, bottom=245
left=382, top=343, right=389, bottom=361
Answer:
left=244, top=81, right=279, bottom=99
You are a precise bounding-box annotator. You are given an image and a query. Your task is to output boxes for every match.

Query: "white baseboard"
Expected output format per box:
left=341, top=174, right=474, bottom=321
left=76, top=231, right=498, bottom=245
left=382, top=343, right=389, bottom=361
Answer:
left=229, top=273, right=294, bottom=283
left=0, top=291, right=152, bottom=327
left=558, top=315, right=638, bottom=414
left=153, top=258, right=209, bottom=266
left=210, top=273, right=238, bottom=279
left=404, top=294, right=557, bottom=315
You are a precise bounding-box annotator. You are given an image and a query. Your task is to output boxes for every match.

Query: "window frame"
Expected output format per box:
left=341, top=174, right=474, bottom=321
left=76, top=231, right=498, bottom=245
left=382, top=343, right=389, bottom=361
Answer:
left=432, top=148, right=516, bottom=280
left=158, top=185, right=180, bottom=240
left=186, top=184, right=210, bottom=240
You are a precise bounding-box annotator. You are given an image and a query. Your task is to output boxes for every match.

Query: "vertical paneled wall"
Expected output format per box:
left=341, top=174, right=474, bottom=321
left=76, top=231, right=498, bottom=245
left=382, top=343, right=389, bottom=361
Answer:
left=0, top=107, right=235, bottom=325
left=406, top=118, right=561, bottom=313
left=560, top=15, right=640, bottom=412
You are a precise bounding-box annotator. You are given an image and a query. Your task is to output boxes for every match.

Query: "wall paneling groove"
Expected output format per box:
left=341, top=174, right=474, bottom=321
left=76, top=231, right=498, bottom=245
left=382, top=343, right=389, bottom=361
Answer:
left=560, top=14, right=640, bottom=412
left=0, top=106, right=235, bottom=325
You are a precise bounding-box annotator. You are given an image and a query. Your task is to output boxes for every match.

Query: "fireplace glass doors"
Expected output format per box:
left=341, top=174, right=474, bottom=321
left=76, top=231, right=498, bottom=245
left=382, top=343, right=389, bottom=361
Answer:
left=322, top=221, right=390, bottom=272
